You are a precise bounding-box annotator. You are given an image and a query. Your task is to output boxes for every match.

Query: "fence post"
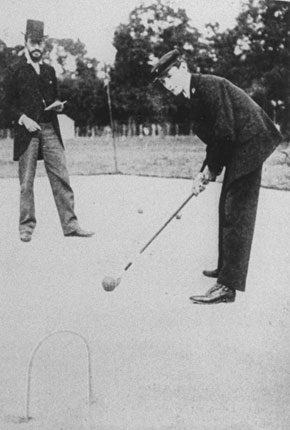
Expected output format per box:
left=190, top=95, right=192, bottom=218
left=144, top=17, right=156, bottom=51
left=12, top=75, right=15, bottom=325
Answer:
left=175, top=124, right=179, bottom=136
left=106, top=80, right=119, bottom=172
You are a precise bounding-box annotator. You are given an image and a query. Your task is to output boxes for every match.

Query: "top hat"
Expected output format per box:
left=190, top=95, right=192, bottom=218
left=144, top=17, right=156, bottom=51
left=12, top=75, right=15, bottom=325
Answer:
left=24, top=19, right=46, bottom=40
left=151, top=48, right=182, bottom=82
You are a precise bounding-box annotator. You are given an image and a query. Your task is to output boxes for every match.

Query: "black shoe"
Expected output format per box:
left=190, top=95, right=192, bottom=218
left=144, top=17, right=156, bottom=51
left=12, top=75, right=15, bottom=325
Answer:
left=20, top=231, right=32, bottom=242
left=202, top=268, right=219, bottom=278
left=189, top=283, right=236, bottom=304
left=65, top=227, right=95, bottom=238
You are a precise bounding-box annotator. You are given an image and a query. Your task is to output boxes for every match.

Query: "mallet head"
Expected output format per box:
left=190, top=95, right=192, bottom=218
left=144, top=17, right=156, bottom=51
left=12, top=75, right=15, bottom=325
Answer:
left=102, top=276, right=121, bottom=292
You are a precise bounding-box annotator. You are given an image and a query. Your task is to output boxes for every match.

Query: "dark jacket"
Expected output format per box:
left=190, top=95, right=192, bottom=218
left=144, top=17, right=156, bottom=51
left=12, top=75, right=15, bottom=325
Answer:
left=188, top=74, right=282, bottom=183
left=4, top=55, right=63, bottom=161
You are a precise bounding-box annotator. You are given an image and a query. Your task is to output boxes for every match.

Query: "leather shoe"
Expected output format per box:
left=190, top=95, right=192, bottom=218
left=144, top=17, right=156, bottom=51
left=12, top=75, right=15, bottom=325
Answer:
left=202, top=268, right=219, bottom=278
left=20, top=231, right=32, bottom=242
left=189, top=283, right=236, bottom=304
left=65, top=227, right=95, bottom=238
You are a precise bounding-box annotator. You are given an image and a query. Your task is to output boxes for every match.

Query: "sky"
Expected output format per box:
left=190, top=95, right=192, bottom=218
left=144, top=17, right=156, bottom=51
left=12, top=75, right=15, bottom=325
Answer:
left=0, top=0, right=246, bottom=64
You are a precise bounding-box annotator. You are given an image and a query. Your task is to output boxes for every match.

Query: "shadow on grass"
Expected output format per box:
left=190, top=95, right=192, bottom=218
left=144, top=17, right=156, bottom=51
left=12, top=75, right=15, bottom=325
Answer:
left=0, top=136, right=289, bottom=191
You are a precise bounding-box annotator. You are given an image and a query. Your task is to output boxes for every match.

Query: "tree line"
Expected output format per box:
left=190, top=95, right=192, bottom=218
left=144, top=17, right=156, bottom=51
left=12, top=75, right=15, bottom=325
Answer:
left=0, top=0, right=289, bottom=139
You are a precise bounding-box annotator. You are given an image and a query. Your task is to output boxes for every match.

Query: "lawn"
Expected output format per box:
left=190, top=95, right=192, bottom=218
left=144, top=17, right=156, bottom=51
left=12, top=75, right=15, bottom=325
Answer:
left=1, top=135, right=290, bottom=190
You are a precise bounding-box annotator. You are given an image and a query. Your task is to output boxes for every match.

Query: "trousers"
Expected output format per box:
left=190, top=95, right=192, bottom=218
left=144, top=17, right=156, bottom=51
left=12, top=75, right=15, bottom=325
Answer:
left=18, top=122, right=79, bottom=235
left=217, top=165, right=263, bottom=291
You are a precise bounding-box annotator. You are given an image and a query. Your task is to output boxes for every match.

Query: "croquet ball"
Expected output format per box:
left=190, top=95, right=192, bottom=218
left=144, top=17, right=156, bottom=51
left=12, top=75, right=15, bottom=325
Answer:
left=176, top=213, right=182, bottom=220
left=102, top=276, right=119, bottom=292
left=137, top=208, right=144, bottom=214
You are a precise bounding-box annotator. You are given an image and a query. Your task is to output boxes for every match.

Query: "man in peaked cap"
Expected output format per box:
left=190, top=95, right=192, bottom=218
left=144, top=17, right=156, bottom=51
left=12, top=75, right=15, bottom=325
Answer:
left=4, top=19, right=94, bottom=242
left=151, top=49, right=282, bottom=304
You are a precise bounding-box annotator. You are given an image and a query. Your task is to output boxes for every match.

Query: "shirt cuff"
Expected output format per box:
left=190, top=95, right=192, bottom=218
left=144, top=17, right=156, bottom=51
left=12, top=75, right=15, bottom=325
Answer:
left=18, top=114, right=25, bottom=126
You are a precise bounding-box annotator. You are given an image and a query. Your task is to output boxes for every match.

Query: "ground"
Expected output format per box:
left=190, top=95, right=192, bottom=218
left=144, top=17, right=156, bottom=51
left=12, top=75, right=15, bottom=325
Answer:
left=1, top=174, right=290, bottom=430
left=1, top=136, right=290, bottom=191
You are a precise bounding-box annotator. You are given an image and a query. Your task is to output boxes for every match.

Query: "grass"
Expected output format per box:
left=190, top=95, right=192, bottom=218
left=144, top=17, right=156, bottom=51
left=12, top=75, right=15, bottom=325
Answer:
left=1, top=135, right=290, bottom=190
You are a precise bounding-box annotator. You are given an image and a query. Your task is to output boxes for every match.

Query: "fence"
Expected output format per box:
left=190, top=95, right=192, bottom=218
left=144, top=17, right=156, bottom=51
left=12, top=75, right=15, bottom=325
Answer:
left=73, top=121, right=194, bottom=138
left=0, top=122, right=193, bottom=140
left=0, top=128, right=12, bottom=139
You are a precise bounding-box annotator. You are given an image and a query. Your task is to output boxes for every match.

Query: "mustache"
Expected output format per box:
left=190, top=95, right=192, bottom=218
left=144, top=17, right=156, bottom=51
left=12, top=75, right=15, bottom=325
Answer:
left=31, top=49, right=42, bottom=54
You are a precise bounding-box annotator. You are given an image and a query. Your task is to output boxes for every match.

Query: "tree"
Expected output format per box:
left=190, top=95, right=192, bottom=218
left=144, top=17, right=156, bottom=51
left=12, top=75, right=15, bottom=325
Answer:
left=206, top=0, right=290, bottom=135
left=0, top=35, right=108, bottom=130
left=110, top=0, right=204, bottom=125
left=44, top=37, right=87, bottom=78
left=58, top=57, right=107, bottom=127
left=0, top=41, right=22, bottom=128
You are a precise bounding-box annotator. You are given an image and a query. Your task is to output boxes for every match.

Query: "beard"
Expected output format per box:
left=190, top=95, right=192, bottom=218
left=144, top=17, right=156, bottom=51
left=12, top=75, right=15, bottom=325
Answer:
left=28, top=49, right=43, bottom=63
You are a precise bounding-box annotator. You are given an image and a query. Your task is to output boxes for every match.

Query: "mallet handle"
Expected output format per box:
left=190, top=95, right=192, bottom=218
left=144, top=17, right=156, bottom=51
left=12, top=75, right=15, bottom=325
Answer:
left=123, top=191, right=197, bottom=272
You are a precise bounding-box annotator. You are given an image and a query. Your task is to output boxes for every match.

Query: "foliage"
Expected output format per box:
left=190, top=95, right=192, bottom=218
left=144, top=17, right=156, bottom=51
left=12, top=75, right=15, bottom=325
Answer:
left=42, top=37, right=109, bottom=127
left=0, top=0, right=289, bottom=137
left=0, top=36, right=109, bottom=128
left=0, top=41, right=21, bottom=127
left=111, top=0, right=204, bottom=124
left=202, top=0, right=290, bottom=135
left=109, top=0, right=290, bottom=138
left=58, top=58, right=108, bottom=127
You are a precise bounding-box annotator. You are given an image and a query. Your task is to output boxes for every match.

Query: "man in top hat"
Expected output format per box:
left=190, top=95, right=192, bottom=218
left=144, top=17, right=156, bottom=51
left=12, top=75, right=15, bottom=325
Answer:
left=151, top=49, right=282, bottom=304
left=4, top=19, right=94, bottom=242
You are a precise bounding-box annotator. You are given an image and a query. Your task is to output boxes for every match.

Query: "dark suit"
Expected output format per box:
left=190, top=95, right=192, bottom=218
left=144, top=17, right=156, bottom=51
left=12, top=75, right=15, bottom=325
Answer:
left=4, top=54, right=79, bottom=235
left=187, top=74, right=282, bottom=291
left=5, top=56, right=63, bottom=160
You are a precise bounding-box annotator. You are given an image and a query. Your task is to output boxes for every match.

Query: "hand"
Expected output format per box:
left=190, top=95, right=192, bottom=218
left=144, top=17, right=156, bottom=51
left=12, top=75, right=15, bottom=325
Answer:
left=203, top=166, right=217, bottom=182
left=192, top=172, right=208, bottom=196
left=21, top=115, right=41, bottom=133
